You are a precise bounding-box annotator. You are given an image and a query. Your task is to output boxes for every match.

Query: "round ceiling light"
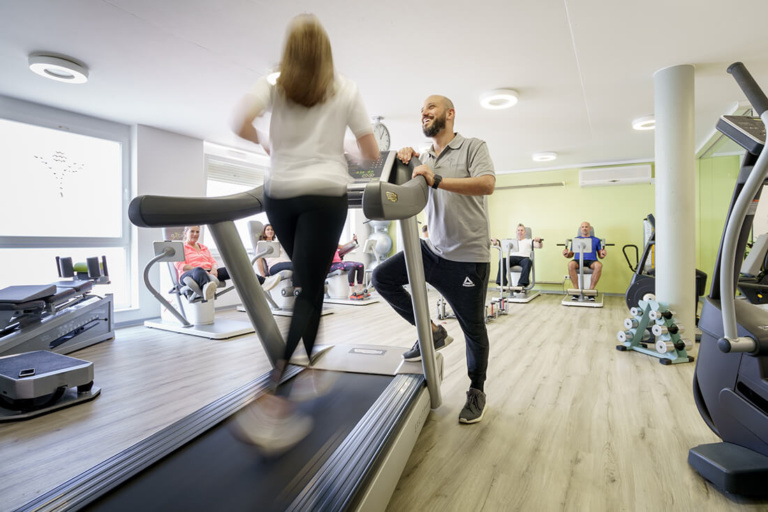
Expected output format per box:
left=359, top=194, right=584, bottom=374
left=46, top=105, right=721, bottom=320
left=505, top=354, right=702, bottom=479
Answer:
left=532, top=152, right=557, bottom=162
left=479, top=89, right=519, bottom=110
left=28, top=54, right=89, bottom=84
left=632, top=115, right=655, bottom=131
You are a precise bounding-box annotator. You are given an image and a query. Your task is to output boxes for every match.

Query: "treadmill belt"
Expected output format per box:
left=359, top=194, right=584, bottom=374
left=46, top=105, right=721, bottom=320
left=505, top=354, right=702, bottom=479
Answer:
left=85, top=372, right=393, bottom=512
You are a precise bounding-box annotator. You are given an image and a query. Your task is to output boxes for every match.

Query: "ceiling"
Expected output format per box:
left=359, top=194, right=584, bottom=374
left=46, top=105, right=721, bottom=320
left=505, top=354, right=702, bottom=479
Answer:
left=2, top=0, right=767, bottom=173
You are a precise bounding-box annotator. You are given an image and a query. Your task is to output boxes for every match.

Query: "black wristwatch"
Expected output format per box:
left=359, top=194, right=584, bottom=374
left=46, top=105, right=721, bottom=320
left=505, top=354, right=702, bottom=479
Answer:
left=432, top=174, right=443, bottom=189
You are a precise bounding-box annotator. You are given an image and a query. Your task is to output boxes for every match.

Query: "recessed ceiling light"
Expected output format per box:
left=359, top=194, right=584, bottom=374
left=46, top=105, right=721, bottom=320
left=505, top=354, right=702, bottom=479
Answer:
left=479, top=89, right=519, bottom=110
left=632, top=115, right=655, bottom=131
left=28, top=53, right=88, bottom=84
left=267, top=71, right=280, bottom=85
left=532, top=152, right=557, bottom=162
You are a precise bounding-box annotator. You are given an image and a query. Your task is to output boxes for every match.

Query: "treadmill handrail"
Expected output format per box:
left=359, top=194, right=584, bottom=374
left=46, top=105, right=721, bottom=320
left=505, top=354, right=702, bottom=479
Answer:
left=128, top=187, right=265, bottom=228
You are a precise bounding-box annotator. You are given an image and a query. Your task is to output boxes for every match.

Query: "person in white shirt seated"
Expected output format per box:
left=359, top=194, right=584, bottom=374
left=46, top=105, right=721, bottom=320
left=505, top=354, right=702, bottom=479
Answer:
left=493, top=223, right=542, bottom=288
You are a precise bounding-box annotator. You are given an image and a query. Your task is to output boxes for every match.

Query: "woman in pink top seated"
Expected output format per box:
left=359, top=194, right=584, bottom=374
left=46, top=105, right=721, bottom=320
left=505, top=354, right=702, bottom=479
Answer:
left=174, top=226, right=278, bottom=302
left=173, top=226, right=228, bottom=302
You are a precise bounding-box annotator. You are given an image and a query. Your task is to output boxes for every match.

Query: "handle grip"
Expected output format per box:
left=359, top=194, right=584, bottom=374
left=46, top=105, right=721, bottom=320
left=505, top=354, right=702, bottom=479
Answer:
left=728, top=62, right=768, bottom=116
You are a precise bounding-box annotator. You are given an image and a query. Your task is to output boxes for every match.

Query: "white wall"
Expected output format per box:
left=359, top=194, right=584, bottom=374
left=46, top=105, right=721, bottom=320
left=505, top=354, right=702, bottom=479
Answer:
left=119, top=125, right=205, bottom=325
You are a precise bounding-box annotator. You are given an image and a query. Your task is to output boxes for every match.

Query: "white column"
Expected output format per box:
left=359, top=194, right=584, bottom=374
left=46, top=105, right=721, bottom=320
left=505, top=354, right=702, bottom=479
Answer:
left=654, top=64, right=696, bottom=353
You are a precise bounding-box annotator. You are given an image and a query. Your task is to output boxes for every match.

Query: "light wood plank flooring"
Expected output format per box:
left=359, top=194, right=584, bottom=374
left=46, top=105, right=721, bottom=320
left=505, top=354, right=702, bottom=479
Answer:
left=1, top=292, right=766, bottom=511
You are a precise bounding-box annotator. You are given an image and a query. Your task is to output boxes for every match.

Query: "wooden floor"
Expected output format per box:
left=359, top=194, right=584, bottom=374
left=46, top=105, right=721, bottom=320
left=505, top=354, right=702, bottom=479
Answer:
left=1, top=292, right=767, bottom=512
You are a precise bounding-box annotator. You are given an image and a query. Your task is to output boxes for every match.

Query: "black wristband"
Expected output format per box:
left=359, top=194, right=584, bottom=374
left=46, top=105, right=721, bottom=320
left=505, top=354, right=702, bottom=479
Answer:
left=432, top=174, right=443, bottom=189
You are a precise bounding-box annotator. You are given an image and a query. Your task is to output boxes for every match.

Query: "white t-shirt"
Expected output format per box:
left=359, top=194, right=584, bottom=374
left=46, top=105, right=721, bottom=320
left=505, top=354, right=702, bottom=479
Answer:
left=246, top=74, right=373, bottom=199
left=511, top=238, right=534, bottom=258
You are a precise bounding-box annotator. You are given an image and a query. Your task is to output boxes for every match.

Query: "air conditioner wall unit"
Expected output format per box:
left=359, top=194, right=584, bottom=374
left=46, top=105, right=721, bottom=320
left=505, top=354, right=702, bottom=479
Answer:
left=579, top=164, right=653, bottom=187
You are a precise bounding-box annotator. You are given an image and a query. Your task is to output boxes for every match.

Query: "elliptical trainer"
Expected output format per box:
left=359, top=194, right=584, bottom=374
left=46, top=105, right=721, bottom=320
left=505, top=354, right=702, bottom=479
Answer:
left=688, top=62, right=768, bottom=498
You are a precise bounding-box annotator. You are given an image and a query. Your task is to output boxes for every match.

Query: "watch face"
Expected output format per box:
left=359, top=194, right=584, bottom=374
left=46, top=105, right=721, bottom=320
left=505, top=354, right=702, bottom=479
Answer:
left=373, top=122, right=390, bottom=151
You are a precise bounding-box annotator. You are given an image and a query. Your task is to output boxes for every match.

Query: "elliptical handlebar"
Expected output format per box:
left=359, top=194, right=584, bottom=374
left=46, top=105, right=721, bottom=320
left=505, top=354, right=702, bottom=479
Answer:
left=719, top=62, right=768, bottom=354
left=728, top=62, right=768, bottom=116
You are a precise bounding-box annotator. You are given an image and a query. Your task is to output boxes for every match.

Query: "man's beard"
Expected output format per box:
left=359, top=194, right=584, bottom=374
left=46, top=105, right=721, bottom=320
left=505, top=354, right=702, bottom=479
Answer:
left=422, top=113, right=446, bottom=137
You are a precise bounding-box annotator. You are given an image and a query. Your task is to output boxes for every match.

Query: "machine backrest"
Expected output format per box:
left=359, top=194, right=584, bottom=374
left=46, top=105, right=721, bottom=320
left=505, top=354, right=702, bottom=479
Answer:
left=164, top=227, right=185, bottom=242
left=247, top=220, right=264, bottom=253
left=162, top=227, right=185, bottom=289
left=254, top=241, right=279, bottom=275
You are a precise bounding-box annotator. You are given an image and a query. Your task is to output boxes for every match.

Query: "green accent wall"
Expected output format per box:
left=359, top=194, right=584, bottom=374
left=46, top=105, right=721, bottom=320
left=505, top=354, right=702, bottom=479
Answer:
left=486, top=155, right=741, bottom=297
left=488, top=168, right=655, bottom=295
left=696, top=154, right=740, bottom=294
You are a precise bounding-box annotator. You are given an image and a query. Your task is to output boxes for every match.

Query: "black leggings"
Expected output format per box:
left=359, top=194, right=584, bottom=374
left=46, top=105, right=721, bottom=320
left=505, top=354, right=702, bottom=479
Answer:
left=179, top=267, right=233, bottom=289
left=329, top=261, right=365, bottom=284
left=264, top=193, right=348, bottom=364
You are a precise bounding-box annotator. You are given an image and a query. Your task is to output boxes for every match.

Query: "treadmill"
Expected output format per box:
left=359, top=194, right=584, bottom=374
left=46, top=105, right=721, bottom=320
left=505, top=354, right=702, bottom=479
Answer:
left=19, top=152, right=443, bottom=512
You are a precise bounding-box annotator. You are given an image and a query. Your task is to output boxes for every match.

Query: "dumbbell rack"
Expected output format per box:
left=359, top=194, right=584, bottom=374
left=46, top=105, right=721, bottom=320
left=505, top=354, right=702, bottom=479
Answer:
left=615, top=298, right=694, bottom=365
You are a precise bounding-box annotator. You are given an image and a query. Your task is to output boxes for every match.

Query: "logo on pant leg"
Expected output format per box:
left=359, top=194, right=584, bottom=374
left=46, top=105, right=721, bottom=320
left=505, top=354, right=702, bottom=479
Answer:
left=462, top=277, right=475, bottom=287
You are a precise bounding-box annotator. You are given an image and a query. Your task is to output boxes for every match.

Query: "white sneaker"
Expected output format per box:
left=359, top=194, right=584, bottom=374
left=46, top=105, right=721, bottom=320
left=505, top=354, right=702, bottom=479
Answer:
left=231, top=398, right=313, bottom=455
left=182, top=276, right=203, bottom=298
left=262, top=274, right=281, bottom=292
left=203, top=281, right=217, bottom=301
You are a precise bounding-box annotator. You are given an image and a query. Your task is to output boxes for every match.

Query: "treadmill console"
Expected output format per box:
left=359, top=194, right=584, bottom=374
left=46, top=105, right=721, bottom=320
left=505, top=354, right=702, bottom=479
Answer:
left=717, top=115, right=766, bottom=156
left=347, top=151, right=396, bottom=191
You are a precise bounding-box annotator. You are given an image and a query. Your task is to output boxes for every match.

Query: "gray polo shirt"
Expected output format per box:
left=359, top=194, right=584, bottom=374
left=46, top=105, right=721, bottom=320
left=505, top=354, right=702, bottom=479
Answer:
left=421, top=133, right=495, bottom=262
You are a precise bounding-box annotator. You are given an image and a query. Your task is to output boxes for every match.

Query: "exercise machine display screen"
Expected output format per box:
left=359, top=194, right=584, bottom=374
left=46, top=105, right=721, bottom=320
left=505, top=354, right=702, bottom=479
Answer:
left=347, top=151, right=396, bottom=187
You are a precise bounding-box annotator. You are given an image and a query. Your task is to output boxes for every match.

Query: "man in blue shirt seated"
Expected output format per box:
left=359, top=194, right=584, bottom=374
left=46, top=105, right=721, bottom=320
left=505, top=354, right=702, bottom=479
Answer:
left=562, top=221, right=607, bottom=300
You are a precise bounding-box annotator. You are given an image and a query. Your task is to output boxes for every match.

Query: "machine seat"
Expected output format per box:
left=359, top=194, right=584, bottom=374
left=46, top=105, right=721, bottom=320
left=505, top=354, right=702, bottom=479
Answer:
left=0, top=285, right=57, bottom=305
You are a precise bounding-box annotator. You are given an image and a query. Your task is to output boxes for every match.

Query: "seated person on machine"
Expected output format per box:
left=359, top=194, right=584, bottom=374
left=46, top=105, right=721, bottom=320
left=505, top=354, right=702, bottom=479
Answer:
left=492, top=223, right=542, bottom=289
left=562, top=221, right=606, bottom=301
left=257, top=223, right=294, bottom=280
left=329, top=234, right=368, bottom=300
left=175, top=226, right=279, bottom=302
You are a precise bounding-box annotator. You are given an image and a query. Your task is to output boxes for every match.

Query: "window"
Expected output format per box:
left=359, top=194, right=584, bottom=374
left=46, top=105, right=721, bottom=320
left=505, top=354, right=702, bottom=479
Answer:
left=204, top=143, right=269, bottom=254
left=0, top=105, right=131, bottom=309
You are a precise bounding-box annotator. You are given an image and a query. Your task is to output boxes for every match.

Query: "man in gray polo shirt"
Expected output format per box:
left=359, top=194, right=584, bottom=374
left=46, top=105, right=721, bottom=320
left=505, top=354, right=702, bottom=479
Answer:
left=372, top=95, right=495, bottom=424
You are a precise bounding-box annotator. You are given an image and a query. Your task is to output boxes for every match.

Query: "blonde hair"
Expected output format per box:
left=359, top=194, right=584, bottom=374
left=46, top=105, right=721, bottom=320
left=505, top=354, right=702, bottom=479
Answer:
left=277, top=14, right=334, bottom=107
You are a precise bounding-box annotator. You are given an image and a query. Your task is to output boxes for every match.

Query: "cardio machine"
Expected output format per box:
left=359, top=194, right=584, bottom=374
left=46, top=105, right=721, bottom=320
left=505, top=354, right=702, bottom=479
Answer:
left=142, top=227, right=255, bottom=339
left=622, top=213, right=708, bottom=322
left=688, top=62, right=768, bottom=498
left=25, top=151, right=444, bottom=511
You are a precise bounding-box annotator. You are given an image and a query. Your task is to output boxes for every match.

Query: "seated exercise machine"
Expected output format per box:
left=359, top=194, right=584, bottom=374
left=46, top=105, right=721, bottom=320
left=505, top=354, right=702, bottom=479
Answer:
left=688, top=62, right=768, bottom=498
left=240, top=220, right=333, bottom=317
left=493, top=228, right=543, bottom=305
left=362, top=236, right=382, bottom=290
left=0, top=255, right=114, bottom=357
left=26, top=151, right=445, bottom=511
left=559, top=228, right=611, bottom=308
left=143, top=227, right=254, bottom=339
left=325, top=239, right=380, bottom=306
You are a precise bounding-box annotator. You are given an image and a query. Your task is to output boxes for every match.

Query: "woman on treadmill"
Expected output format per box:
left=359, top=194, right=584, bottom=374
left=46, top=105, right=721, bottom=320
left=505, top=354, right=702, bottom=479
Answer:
left=231, top=13, right=379, bottom=452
